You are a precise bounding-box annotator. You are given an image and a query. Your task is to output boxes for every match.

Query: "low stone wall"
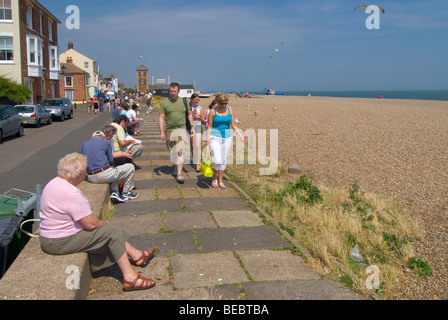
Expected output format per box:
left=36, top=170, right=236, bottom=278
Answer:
left=0, top=182, right=109, bottom=300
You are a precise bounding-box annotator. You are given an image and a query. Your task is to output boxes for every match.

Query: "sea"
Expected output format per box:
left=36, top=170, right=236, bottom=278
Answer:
left=248, top=90, right=448, bottom=101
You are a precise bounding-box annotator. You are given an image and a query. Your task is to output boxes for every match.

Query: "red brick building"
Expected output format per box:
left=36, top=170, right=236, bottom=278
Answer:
left=0, top=0, right=61, bottom=104
left=136, top=65, right=148, bottom=95
left=59, top=60, right=88, bottom=103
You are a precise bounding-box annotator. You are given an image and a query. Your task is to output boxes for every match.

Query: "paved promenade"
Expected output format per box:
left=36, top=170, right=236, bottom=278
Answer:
left=87, top=110, right=362, bottom=301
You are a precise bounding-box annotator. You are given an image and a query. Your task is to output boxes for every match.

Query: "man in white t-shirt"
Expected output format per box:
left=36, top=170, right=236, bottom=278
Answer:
left=126, top=104, right=143, bottom=136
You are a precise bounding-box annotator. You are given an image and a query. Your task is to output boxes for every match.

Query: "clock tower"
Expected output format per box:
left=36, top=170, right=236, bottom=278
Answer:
left=136, top=65, right=148, bottom=94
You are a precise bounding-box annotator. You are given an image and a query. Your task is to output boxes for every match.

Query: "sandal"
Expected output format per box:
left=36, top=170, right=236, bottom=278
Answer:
left=211, top=180, right=218, bottom=188
left=133, top=249, right=155, bottom=268
left=219, top=183, right=227, bottom=189
left=123, top=275, right=156, bottom=292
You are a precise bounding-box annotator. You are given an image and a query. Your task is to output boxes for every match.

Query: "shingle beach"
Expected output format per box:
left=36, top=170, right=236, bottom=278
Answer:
left=200, top=94, right=448, bottom=300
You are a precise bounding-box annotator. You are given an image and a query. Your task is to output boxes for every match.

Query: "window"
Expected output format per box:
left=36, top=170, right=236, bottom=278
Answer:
left=27, top=36, right=42, bottom=65
left=37, top=39, right=41, bottom=65
left=26, top=6, right=33, bottom=29
left=49, top=46, right=58, bottom=70
left=0, top=0, right=12, bottom=20
left=84, top=62, right=89, bottom=69
left=48, top=21, right=53, bottom=41
left=65, top=90, right=74, bottom=100
left=29, top=37, right=35, bottom=63
left=39, top=14, right=43, bottom=34
left=0, top=36, right=13, bottom=61
left=64, top=75, right=73, bottom=87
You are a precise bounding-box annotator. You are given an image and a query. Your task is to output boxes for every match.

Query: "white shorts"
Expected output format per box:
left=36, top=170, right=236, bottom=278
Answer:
left=209, top=136, right=233, bottom=171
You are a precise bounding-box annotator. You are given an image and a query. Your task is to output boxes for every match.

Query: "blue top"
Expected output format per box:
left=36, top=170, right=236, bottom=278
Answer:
left=211, top=107, right=232, bottom=138
left=79, top=137, right=113, bottom=172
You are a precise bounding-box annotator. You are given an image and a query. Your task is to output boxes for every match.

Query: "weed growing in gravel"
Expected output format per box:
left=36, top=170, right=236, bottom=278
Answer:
left=225, top=163, right=427, bottom=299
left=407, top=257, right=433, bottom=278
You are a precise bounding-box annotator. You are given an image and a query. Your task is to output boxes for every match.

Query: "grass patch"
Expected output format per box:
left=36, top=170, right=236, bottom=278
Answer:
left=100, top=201, right=115, bottom=221
left=225, top=161, right=428, bottom=299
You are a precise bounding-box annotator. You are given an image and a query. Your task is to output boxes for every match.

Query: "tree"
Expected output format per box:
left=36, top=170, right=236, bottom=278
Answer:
left=0, top=75, right=31, bottom=104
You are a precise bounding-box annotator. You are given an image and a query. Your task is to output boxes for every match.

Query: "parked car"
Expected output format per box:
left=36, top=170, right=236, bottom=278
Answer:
left=0, top=105, right=24, bottom=143
left=41, top=98, right=73, bottom=121
left=14, top=104, right=52, bottom=127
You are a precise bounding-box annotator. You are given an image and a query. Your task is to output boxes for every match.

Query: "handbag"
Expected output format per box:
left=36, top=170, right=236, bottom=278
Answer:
left=199, top=146, right=213, bottom=177
left=183, top=97, right=191, bottom=130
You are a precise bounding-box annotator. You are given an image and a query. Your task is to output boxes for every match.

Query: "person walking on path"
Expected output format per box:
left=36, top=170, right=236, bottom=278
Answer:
left=79, top=125, right=138, bottom=203
left=99, top=96, right=105, bottom=112
left=92, top=96, right=99, bottom=114
left=202, top=99, right=217, bottom=142
left=189, top=93, right=205, bottom=171
left=38, top=152, right=156, bottom=292
left=206, top=93, right=245, bottom=189
left=159, top=82, right=195, bottom=184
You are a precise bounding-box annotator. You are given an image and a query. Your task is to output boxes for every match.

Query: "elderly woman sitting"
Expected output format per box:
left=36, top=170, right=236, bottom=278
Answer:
left=39, top=153, right=156, bottom=291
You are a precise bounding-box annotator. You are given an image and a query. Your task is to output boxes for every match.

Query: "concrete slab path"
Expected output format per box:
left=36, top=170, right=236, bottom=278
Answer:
left=87, top=110, right=362, bottom=301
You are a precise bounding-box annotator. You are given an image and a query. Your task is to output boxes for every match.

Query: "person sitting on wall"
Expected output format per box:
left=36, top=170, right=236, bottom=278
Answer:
left=38, top=152, right=156, bottom=292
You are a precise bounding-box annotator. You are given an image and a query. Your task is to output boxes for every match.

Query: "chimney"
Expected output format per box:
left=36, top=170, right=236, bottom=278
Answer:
left=66, top=56, right=73, bottom=64
left=68, top=40, right=73, bottom=50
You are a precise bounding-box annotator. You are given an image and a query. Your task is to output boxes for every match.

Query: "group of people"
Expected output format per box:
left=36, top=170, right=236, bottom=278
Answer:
left=159, top=83, right=245, bottom=188
left=38, top=105, right=156, bottom=291
left=111, top=102, right=144, bottom=136
left=89, top=95, right=117, bottom=114
left=37, top=83, right=246, bottom=293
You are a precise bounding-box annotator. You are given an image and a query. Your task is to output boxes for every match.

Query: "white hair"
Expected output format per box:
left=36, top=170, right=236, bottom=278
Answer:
left=57, top=153, right=88, bottom=180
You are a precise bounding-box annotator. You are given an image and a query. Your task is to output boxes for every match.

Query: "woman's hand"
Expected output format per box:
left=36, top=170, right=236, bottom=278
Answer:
left=79, top=215, right=109, bottom=231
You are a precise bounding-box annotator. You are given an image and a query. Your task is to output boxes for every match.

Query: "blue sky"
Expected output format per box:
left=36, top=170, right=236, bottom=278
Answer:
left=42, top=0, right=448, bottom=92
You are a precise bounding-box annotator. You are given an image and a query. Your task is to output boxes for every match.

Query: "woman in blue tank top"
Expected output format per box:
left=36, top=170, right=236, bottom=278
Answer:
left=206, top=93, right=246, bottom=189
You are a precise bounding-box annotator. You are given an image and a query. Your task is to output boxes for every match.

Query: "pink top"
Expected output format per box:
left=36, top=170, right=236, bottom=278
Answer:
left=39, top=177, right=92, bottom=239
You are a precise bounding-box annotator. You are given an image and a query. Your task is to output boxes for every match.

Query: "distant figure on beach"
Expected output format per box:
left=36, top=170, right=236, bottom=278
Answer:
left=39, top=152, right=156, bottom=292
left=159, top=82, right=195, bottom=184
left=206, top=93, right=246, bottom=189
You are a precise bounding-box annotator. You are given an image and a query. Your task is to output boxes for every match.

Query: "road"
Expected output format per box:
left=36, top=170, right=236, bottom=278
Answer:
left=0, top=105, right=114, bottom=194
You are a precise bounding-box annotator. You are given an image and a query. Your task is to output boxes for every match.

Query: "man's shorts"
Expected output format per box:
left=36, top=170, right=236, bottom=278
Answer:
left=166, top=129, right=189, bottom=154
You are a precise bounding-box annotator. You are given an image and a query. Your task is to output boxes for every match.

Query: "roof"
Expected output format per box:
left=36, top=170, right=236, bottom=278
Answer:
left=60, top=63, right=88, bottom=74
left=136, top=65, right=148, bottom=71
left=31, top=0, right=61, bottom=24
left=60, top=49, right=97, bottom=63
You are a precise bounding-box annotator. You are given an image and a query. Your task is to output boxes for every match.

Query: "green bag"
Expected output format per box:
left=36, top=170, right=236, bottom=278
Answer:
left=200, top=146, right=213, bottom=177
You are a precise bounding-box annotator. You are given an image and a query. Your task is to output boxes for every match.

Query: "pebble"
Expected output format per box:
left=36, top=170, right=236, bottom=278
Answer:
left=226, top=95, right=448, bottom=300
